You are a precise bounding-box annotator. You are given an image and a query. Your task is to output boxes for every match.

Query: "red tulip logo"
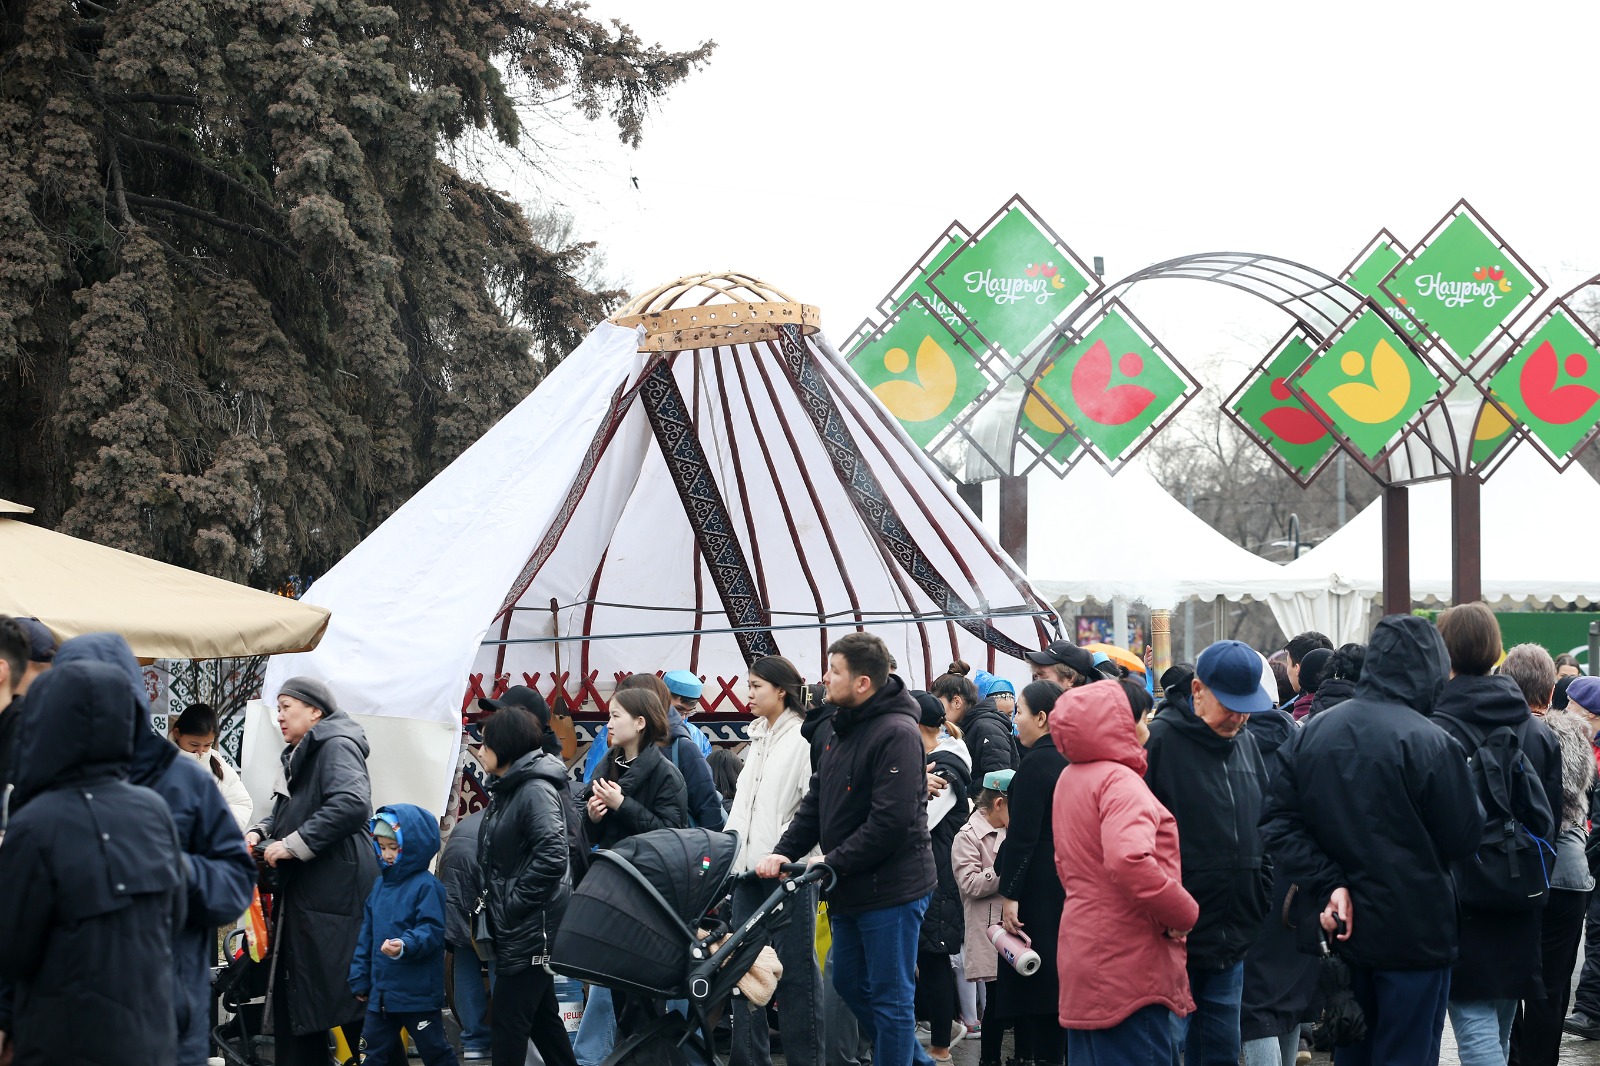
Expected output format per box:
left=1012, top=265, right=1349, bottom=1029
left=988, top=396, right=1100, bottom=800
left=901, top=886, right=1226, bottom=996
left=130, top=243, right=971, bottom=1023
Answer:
left=1069, top=339, right=1156, bottom=425
left=1259, top=378, right=1330, bottom=445
left=1520, top=340, right=1600, bottom=425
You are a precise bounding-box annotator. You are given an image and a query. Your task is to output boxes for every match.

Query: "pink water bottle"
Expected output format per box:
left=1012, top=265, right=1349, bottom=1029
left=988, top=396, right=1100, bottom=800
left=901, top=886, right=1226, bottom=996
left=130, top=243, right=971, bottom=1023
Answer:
left=987, top=923, right=1041, bottom=976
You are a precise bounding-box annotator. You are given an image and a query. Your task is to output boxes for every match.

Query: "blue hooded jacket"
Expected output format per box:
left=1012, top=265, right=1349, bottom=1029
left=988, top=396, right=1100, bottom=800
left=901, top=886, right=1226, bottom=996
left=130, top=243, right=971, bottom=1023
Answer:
left=51, top=633, right=254, bottom=1066
left=349, top=803, right=447, bottom=1012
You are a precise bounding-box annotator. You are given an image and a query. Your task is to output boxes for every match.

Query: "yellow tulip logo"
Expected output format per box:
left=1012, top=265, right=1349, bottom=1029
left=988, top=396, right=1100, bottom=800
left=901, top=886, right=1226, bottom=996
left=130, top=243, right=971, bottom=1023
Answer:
left=1327, top=337, right=1413, bottom=424
left=871, top=335, right=959, bottom=423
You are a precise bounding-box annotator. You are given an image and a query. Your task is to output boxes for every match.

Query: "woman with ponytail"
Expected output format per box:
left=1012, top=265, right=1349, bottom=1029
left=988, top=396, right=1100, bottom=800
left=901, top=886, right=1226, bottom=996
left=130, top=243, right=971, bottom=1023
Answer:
left=724, top=655, right=822, bottom=1066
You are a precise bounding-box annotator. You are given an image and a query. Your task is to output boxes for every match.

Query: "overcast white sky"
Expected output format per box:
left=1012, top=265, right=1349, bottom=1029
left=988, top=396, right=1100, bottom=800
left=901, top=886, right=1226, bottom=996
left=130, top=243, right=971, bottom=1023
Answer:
left=503, top=0, right=1600, bottom=396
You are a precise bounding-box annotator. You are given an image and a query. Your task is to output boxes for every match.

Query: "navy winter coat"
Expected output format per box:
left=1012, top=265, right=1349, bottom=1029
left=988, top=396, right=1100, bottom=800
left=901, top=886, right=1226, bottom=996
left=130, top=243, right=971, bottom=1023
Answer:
left=53, top=634, right=255, bottom=1066
left=0, top=661, right=187, bottom=1066
left=350, top=804, right=448, bottom=1013
left=439, top=810, right=484, bottom=950
left=666, top=708, right=725, bottom=830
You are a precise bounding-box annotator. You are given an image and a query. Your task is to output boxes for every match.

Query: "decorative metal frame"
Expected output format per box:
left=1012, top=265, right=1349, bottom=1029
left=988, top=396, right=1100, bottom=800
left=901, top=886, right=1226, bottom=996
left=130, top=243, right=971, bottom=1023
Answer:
left=1011, top=297, right=1203, bottom=476
left=876, top=221, right=973, bottom=319
left=1378, top=199, right=1547, bottom=372
left=1282, top=297, right=1465, bottom=478
left=1219, top=326, right=1338, bottom=487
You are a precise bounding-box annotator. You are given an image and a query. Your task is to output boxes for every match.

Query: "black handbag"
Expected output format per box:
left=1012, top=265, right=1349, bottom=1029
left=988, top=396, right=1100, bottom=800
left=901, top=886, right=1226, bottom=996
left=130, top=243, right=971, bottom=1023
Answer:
left=471, top=896, right=494, bottom=962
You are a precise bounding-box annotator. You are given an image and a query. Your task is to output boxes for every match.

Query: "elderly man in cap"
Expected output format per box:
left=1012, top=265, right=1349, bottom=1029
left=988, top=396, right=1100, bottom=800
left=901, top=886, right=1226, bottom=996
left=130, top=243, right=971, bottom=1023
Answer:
left=663, top=669, right=714, bottom=756
left=1025, top=640, right=1097, bottom=688
left=1144, top=639, right=1273, bottom=1066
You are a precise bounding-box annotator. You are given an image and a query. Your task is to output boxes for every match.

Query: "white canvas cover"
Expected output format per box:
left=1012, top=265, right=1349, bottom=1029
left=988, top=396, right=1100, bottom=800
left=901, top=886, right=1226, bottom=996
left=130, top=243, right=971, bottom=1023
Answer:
left=262, top=320, right=1055, bottom=812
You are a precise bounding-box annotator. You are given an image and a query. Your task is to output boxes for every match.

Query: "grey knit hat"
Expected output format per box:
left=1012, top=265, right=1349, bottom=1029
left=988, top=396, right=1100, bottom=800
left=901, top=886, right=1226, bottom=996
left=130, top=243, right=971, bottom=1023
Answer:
left=278, top=676, right=339, bottom=716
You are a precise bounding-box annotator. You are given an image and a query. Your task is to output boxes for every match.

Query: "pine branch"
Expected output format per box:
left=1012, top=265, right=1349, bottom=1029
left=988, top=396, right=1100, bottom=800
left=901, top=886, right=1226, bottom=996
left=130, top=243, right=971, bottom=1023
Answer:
left=124, top=193, right=297, bottom=260
left=115, top=133, right=285, bottom=225
left=107, top=92, right=200, bottom=106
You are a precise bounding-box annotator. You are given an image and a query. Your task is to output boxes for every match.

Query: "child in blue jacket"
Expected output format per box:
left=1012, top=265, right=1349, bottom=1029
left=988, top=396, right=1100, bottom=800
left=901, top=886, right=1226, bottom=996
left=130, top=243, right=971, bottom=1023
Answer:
left=349, top=803, right=452, bottom=1065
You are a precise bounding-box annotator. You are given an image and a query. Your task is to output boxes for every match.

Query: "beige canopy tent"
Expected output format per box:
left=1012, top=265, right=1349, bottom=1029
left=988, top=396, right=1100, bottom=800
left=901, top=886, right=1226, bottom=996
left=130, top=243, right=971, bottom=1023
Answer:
left=0, top=500, right=330, bottom=659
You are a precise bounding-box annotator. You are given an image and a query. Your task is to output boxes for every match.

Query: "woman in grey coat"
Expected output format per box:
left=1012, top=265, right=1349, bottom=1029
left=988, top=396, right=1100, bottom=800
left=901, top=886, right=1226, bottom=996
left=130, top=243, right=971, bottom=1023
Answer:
left=246, top=677, right=379, bottom=1066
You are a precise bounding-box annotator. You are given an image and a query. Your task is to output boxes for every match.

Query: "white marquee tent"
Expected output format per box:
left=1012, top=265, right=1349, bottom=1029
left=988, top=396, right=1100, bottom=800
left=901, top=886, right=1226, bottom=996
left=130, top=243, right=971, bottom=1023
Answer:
left=1025, top=461, right=1291, bottom=611
left=260, top=276, right=1059, bottom=812
left=1264, top=445, right=1600, bottom=644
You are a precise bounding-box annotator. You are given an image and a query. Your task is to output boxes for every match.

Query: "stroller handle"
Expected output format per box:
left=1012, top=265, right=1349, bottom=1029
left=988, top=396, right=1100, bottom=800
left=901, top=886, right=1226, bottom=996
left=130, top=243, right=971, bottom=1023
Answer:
left=733, top=862, right=837, bottom=892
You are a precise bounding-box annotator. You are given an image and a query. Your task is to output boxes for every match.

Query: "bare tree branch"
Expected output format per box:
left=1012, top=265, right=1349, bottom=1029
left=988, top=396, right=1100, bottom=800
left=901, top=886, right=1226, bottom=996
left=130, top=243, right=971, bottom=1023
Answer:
left=124, top=193, right=297, bottom=260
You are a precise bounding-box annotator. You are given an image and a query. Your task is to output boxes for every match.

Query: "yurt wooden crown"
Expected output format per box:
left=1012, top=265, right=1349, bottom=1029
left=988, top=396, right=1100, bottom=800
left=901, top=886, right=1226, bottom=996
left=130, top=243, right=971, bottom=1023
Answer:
left=610, top=272, right=822, bottom=353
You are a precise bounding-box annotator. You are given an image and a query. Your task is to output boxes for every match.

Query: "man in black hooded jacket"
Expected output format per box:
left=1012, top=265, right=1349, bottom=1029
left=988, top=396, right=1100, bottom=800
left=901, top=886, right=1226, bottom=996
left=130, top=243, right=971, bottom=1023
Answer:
left=1261, top=615, right=1483, bottom=1066
left=0, top=660, right=187, bottom=1066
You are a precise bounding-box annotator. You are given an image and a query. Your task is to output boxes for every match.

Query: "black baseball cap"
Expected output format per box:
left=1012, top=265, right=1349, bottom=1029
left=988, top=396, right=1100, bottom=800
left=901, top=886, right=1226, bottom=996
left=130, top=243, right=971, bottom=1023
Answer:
left=1025, top=639, right=1097, bottom=676
left=478, top=685, right=552, bottom=728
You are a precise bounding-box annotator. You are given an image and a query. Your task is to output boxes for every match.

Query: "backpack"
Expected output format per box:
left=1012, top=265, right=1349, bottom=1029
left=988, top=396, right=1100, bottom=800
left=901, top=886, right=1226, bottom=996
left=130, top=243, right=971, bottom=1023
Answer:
left=1437, top=714, right=1556, bottom=911
left=667, top=736, right=725, bottom=829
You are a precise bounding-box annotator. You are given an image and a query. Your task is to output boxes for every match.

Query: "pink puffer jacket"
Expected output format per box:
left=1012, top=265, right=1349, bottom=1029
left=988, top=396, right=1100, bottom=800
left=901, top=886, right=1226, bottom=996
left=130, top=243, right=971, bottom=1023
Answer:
left=951, top=807, right=1006, bottom=980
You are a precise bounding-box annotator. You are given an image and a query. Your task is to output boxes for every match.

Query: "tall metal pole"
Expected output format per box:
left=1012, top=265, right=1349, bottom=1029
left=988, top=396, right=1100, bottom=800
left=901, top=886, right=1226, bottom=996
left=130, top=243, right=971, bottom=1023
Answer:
left=1151, top=608, right=1172, bottom=692
left=1184, top=487, right=1195, bottom=662
left=956, top=481, right=983, bottom=521
left=1382, top=485, right=1411, bottom=615
left=1450, top=474, right=1482, bottom=605
left=1337, top=452, right=1348, bottom=527
left=999, top=474, right=1028, bottom=571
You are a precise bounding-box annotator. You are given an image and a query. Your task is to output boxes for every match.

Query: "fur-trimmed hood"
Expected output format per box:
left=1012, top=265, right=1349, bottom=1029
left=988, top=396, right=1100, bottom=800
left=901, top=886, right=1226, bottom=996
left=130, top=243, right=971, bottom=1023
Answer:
left=1545, top=708, right=1596, bottom=828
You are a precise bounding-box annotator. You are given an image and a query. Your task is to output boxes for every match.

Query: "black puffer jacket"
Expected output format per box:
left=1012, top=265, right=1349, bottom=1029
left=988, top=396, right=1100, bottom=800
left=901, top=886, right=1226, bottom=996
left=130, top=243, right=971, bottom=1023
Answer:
left=961, top=700, right=1019, bottom=778
left=776, top=675, right=936, bottom=914
left=580, top=742, right=689, bottom=851
left=479, top=752, right=573, bottom=974
left=0, top=662, right=187, bottom=1066
left=251, top=707, right=379, bottom=1035
left=1430, top=674, right=1562, bottom=1001
left=440, top=810, right=484, bottom=950
left=1261, top=615, right=1484, bottom=971
left=55, top=634, right=256, bottom=1066
left=919, top=738, right=972, bottom=954
left=1145, top=691, right=1271, bottom=971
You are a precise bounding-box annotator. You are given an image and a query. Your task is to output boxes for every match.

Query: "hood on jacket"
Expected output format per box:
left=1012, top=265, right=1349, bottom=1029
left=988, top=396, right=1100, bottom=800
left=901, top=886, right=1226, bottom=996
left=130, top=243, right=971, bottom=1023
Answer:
left=833, top=674, right=917, bottom=735
left=53, top=632, right=181, bottom=786
left=1050, top=680, right=1147, bottom=773
left=1309, top=675, right=1356, bottom=717
left=53, top=633, right=147, bottom=717
left=1433, top=673, right=1534, bottom=729
left=371, top=803, right=442, bottom=881
left=1243, top=707, right=1296, bottom=759
left=9, top=660, right=140, bottom=810
left=930, top=733, right=973, bottom=782
left=492, top=749, right=571, bottom=796
left=287, top=704, right=371, bottom=768
left=1353, top=614, right=1450, bottom=716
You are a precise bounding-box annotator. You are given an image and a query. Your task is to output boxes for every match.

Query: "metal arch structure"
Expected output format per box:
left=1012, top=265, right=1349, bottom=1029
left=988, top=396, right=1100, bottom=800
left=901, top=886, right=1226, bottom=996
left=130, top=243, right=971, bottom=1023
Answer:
left=994, top=250, right=1470, bottom=612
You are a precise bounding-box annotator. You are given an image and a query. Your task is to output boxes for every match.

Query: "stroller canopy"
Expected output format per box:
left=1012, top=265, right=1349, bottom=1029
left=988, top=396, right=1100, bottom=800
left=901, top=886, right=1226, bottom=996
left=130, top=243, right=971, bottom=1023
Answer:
left=607, top=828, right=740, bottom=927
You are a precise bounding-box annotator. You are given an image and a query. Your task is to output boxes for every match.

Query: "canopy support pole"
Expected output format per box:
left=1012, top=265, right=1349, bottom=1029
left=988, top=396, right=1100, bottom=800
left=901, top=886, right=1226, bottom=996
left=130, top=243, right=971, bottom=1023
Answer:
left=1451, top=475, right=1482, bottom=605
left=1212, top=596, right=1229, bottom=641
left=1382, top=485, right=1411, bottom=615
left=1000, top=475, right=1028, bottom=570
left=1151, top=608, right=1172, bottom=693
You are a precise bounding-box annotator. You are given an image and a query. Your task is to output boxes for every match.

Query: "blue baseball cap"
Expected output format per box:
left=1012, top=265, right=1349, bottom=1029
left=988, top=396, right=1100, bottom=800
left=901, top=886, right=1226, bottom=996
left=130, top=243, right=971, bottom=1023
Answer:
left=663, top=670, right=703, bottom=699
left=1195, top=640, right=1275, bottom=715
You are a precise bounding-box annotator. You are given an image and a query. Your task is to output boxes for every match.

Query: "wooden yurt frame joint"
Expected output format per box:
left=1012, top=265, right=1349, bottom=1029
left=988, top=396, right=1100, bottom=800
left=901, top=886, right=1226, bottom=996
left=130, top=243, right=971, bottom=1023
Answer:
left=611, top=271, right=821, bottom=353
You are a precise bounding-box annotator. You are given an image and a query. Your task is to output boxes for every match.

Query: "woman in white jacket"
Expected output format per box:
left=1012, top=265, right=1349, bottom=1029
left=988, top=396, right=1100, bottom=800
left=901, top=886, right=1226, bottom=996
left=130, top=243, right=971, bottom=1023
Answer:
left=170, top=702, right=255, bottom=832
left=724, top=655, right=821, bottom=1066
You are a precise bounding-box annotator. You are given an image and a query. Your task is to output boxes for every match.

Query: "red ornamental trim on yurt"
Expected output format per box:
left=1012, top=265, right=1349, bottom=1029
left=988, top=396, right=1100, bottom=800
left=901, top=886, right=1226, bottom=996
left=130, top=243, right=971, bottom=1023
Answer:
left=461, top=669, right=753, bottom=719
left=638, top=358, right=779, bottom=664
left=772, top=324, right=1034, bottom=660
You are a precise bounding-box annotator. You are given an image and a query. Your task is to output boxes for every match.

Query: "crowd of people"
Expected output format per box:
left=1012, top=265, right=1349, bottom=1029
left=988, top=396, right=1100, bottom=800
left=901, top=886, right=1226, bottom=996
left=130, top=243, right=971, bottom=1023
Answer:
left=3, top=607, right=1600, bottom=1066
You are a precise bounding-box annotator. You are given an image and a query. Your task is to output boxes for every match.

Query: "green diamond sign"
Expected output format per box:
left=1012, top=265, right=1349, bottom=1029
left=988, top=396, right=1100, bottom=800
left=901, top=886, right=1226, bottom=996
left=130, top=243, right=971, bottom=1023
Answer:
left=929, top=202, right=1095, bottom=359
left=1027, top=305, right=1194, bottom=463
left=1485, top=306, right=1600, bottom=460
left=1383, top=208, right=1539, bottom=364
left=1293, top=306, right=1446, bottom=461
left=847, top=295, right=992, bottom=447
left=878, top=230, right=988, bottom=354
left=1229, top=332, right=1337, bottom=480
left=1344, top=234, right=1426, bottom=345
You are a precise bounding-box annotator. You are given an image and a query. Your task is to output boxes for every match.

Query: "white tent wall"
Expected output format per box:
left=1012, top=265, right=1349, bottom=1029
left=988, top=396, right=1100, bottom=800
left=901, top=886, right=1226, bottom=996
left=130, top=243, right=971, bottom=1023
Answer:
left=260, top=324, right=652, bottom=814
left=1264, top=446, right=1600, bottom=645
left=1024, top=461, right=1292, bottom=611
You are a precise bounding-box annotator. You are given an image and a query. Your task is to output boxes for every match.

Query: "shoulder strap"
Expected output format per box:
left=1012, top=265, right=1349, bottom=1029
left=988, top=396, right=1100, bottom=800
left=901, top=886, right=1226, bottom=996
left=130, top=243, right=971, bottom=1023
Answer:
left=1435, top=712, right=1489, bottom=753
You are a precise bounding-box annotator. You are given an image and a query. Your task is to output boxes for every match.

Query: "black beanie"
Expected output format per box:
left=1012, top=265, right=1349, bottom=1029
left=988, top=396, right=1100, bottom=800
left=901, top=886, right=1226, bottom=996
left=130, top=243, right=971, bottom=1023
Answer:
left=913, top=690, right=946, bottom=728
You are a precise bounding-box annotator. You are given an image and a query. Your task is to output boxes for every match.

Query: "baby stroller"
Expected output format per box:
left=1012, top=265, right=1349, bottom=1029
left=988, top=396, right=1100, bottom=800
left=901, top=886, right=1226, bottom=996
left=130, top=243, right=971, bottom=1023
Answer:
left=551, top=827, right=833, bottom=1066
